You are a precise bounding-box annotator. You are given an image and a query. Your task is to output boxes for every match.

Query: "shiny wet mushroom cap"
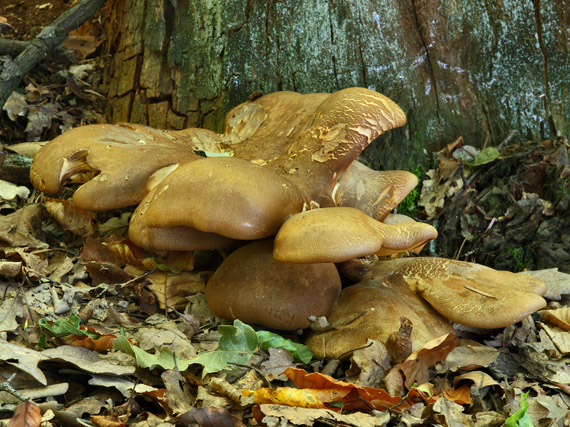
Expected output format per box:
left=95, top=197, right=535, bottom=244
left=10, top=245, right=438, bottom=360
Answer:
left=30, top=123, right=213, bottom=210
left=143, top=157, right=307, bottom=240
left=205, top=240, right=341, bottom=330
left=128, top=187, right=237, bottom=251
left=273, top=207, right=438, bottom=263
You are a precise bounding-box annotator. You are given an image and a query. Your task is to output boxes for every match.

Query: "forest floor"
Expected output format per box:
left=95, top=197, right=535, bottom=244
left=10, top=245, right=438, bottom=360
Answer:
left=1, top=3, right=570, bottom=427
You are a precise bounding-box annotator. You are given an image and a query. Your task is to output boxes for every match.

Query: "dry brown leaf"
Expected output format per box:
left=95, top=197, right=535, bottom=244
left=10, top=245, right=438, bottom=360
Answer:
left=145, top=270, right=206, bottom=310
left=253, top=404, right=389, bottom=427
left=0, top=204, right=47, bottom=248
left=44, top=198, right=96, bottom=237
left=539, top=307, right=570, bottom=331
left=397, top=333, right=459, bottom=390
left=540, top=323, right=570, bottom=354
left=0, top=179, right=30, bottom=201
left=346, top=339, right=391, bottom=387
left=439, top=339, right=500, bottom=372
left=521, top=268, right=570, bottom=300
left=8, top=400, right=41, bottom=427
left=5, top=141, right=47, bottom=157
left=454, top=371, right=501, bottom=389
left=433, top=397, right=472, bottom=426
left=90, top=415, right=125, bottom=427
left=86, top=261, right=132, bottom=285
left=172, top=407, right=245, bottom=427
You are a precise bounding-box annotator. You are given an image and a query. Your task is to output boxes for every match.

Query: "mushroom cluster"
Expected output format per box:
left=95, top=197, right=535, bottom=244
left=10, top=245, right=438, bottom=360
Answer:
left=30, top=87, right=547, bottom=358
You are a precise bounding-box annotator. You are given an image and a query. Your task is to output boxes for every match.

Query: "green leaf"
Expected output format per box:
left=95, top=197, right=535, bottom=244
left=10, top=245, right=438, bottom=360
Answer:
left=257, top=330, right=313, bottom=363
left=466, top=147, right=500, bottom=167
left=113, top=335, right=191, bottom=371
left=113, top=320, right=258, bottom=377
left=38, top=314, right=100, bottom=348
left=191, top=320, right=258, bottom=377
left=505, top=392, right=533, bottom=427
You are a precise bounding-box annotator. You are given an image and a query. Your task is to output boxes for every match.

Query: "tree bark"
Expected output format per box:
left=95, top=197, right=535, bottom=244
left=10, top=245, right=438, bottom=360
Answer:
left=103, top=0, right=569, bottom=170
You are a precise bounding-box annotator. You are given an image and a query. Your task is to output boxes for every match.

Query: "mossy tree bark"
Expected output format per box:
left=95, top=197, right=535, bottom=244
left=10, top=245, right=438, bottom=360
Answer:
left=103, top=0, right=569, bottom=170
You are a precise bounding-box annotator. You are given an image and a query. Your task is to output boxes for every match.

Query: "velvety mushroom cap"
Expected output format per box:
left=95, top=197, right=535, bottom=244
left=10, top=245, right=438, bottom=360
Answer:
left=30, top=123, right=214, bottom=210
left=128, top=188, right=237, bottom=251
left=144, top=157, right=307, bottom=240
left=304, top=271, right=454, bottom=360
left=273, top=207, right=438, bottom=263
left=333, top=160, right=418, bottom=221
left=206, top=240, right=341, bottom=330
left=372, top=257, right=547, bottom=328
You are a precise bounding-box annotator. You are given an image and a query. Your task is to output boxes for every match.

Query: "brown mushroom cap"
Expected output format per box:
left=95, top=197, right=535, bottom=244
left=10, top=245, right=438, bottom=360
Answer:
left=128, top=187, right=237, bottom=251
left=30, top=123, right=213, bottom=210
left=333, top=160, right=418, bottom=221
left=304, top=271, right=454, bottom=360
left=144, top=157, right=307, bottom=240
left=273, top=207, right=438, bottom=263
left=371, top=257, right=547, bottom=328
left=205, top=240, right=341, bottom=330
left=31, top=88, right=406, bottom=220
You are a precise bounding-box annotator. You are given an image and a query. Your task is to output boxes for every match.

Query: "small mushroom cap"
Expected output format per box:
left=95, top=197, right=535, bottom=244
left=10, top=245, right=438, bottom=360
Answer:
left=30, top=123, right=210, bottom=210
left=333, top=160, right=418, bottom=221
left=144, top=157, right=307, bottom=240
left=273, top=207, right=437, bottom=263
left=304, top=273, right=454, bottom=360
left=206, top=240, right=341, bottom=330
left=128, top=188, right=237, bottom=251
left=372, top=257, right=547, bottom=329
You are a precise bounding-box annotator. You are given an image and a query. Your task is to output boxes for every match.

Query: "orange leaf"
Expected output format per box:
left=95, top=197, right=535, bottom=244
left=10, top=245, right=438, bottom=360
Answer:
left=91, top=415, right=126, bottom=427
left=283, top=367, right=414, bottom=412
left=8, top=401, right=41, bottom=427
left=59, top=326, right=117, bottom=352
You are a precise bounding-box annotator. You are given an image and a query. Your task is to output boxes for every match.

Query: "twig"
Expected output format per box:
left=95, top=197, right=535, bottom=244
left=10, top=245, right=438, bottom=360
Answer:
left=497, top=130, right=518, bottom=151
left=228, top=362, right=272, bottom=389
left=0, top=373, right=27, bottom=401
left=0, top=0, right=107, bottom=107
left=0, top=39, right=28, bottom=56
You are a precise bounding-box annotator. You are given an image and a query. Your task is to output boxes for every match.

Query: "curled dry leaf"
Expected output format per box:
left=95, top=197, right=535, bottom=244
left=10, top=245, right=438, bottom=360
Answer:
left=539, top=307, right=570, bottom=332
left=44, top=198, right=96, bottom=237
left=396, top=333, right=459, bottom=390
left=0, top=179, right=30, bottom=201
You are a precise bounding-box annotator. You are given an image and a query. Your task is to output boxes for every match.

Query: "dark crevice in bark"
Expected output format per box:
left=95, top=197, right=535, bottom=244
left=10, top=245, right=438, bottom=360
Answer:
left=132, top=0, right=150, bottom=124
left=327, top=0, right=341, bottom=89
left=410, top=0, right=442, bottom=145
left=533, top=0, right=557, bottom=137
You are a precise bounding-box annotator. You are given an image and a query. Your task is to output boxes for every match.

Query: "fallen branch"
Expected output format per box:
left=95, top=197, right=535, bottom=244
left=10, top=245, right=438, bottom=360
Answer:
left=0, top=0, right=106, bottom=108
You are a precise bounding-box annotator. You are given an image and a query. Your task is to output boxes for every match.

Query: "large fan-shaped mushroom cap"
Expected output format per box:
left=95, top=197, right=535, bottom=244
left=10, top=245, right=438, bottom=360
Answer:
left=304, top=270, right=454, bottom=360
left=374, top=257, right=547, bottom=329
left=206, top=240, right=341, bottom=330
left=128, top=187, right=237, bottom=251
left=144, top=157, right=306, bottom=240
left=273, top=207, right=438, bottom=263
left=30, top=123, right=215, bottom=210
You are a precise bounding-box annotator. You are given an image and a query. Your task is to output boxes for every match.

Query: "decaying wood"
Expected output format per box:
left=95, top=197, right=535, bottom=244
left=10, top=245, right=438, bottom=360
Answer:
left=0, top=0, right=106, bottom=108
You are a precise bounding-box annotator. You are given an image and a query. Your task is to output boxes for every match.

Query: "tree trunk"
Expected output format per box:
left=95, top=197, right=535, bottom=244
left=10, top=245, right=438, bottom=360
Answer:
left=103, top=0, right=569, bottom=170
